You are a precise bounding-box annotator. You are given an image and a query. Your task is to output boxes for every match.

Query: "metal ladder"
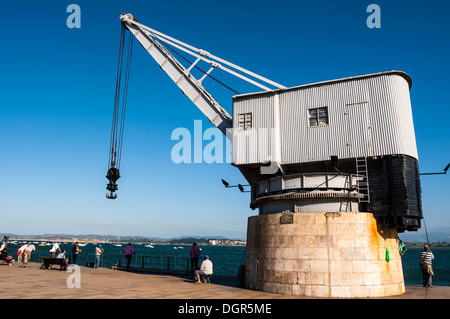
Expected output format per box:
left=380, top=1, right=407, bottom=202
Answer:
left=356, top=157, right=370, bottom=203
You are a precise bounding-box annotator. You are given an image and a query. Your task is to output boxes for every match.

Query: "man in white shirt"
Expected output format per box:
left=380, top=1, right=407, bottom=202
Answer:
left=194, top=255, right=213, bottom=284
left=19, top=243, right=34, bottom=267
left=26, top=244, right=35, bottom=254
left=49, top=242, right=61, bottom=258
left=18, top=243, right=28, bottom=255
left=94, top=244, right=104, bottom=269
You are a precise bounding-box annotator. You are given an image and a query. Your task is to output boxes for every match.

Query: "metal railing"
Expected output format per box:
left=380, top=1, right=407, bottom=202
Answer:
left=6, top=249, right=193, bottom=274
left=114, top=253, right=191, bottom=274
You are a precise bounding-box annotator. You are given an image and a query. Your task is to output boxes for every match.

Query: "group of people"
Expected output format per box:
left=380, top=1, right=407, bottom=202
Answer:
left=5, top=238, right=435, bottom=288
left=122, top=241, right=213, bottom=284
left=0, top=236, right=36, bottom=267
left=17, top=243, right=36, bottom=267
left=120, top=241, right=213, bottom=284
left=15, top=240, right=214, bottom=281
left=50, top=241, right=105, bottom=268
left=51, top=241, right=106, bottom=269
left=11, top=241, right=105, bottom=269
left=189, top=242, right=213, bottom=284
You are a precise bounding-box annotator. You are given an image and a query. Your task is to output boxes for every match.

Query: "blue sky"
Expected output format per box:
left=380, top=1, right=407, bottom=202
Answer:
left=0, top=0, right=449, bottom=240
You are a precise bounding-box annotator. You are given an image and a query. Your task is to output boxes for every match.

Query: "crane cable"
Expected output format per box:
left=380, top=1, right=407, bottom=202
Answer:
left=106, top=26, right=133, bottom=199
left=423, top=216, right=430, bottom=246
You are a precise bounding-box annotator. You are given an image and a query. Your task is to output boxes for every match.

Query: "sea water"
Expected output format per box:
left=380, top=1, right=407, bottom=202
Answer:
left=6, top=242, right=450, bottom=286
left=6, top=242, right=247, bottom=277
left=400, top=247, right=450, bottom=286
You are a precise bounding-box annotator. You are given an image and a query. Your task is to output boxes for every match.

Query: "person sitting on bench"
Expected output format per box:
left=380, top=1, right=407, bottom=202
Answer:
left=0, top=236, right=12, bottom=265
left=194, top=255, right=213, bottom=284
left=56, top=249, right=69, bottom=269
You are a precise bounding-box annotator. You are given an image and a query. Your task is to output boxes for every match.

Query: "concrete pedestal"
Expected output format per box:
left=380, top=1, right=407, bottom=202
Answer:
left=245, top=212, right=405, bottom=298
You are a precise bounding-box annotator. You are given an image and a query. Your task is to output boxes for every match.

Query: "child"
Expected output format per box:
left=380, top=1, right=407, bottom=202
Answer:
left=17, top=245, right=23, bottom=262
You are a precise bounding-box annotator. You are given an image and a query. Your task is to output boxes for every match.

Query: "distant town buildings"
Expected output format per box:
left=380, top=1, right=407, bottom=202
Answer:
left=209, top=239, right=246, bottom=246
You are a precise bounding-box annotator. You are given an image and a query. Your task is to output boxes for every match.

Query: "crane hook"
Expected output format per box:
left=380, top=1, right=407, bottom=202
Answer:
left=106, top=167, right=120, bottom=200
left=106, top=192, right=117, bottom=199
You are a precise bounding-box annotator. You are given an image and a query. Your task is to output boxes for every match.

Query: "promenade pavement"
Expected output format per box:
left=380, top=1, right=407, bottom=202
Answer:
left=0, top=262, right=449, bottom=299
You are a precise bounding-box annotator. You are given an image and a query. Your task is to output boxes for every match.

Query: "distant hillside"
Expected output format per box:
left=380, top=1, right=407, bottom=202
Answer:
left=4, top=228, right=448, bottom=244
left=399, top=227, right=450, bottom=243
left=0, top=233, right=244, bottom=243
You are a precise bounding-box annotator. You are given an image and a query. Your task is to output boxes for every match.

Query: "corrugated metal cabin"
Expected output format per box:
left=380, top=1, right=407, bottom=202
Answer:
left=231, top=71, right=422, bottom=232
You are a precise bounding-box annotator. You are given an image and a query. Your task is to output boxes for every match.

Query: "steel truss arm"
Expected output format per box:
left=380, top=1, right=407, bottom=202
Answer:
left=120, top=13, right=285, bottom=135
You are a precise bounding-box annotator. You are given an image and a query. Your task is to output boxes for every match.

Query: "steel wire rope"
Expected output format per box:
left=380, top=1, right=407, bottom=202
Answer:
left=109, top=26, right=133, bottom=170
left=117, top=32, right=133, bottom=170
left=109, top=26, right=125, bottom=169
left=164, top=43, right=241, bottom=95
left=423, top=216, right=430, bottom=246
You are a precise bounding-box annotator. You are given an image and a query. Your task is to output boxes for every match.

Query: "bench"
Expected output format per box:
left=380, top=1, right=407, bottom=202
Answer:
left=40, top=257, right=67, bottom=270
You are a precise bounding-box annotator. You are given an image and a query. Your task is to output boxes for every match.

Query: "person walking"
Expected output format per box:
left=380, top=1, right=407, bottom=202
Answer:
left=419, top=245, right=435, bottom=288
left=94, top=244, right=104, bottom=269
left=71, top=242, right=82, bottom=264
left=124, top=243, right=135, bottom=271
left=189, top=242, right=201, bottom=274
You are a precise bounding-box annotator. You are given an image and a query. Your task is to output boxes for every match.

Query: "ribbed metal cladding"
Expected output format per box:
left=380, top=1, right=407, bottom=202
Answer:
left=232, top=71, right=418, bottom=166
left=232, top=94, right=276, bottom=165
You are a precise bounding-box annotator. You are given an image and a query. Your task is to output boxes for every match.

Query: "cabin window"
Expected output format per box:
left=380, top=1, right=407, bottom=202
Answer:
left=308, top=107, right=329, bottom=127
left=238, top=113, right=253, bottom=130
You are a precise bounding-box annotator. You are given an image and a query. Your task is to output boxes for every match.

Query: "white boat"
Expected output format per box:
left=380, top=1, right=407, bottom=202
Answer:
left=78, top=243, right=87, bottom=247
left=114, top=237, right=122, bottom=247
left=145, top=245, right=154, bottom=248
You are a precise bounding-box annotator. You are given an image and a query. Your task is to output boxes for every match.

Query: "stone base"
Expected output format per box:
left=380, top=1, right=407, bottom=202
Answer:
left=244, top=212, right=405, bottom=298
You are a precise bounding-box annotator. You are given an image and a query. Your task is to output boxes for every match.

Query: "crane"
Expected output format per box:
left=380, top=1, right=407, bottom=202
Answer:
left=106, top=13, right=430, bottom=234
left=106, top=13, right=285, bottom=199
